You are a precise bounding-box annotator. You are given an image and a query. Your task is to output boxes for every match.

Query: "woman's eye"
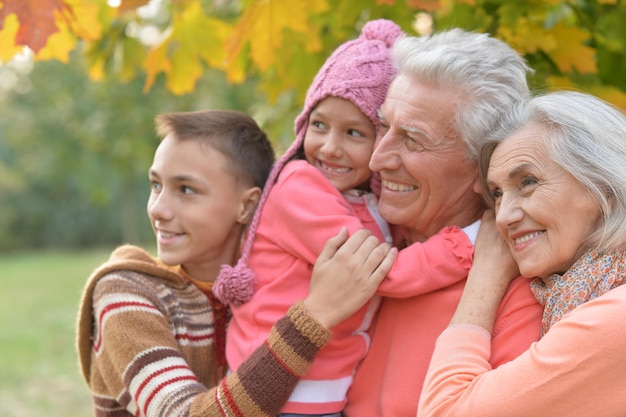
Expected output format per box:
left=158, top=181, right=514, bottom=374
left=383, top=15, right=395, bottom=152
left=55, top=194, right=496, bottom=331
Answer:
left=150, top=181, right=162, bottom=192
left=491, top=188, right=503, bottom=199
left=520, top=176, right=538, bottom=188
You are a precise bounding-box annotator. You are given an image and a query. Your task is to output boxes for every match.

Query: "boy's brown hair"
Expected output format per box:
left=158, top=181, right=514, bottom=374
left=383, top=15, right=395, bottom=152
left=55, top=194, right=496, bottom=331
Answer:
left=155, top=110, right=275, bottom=188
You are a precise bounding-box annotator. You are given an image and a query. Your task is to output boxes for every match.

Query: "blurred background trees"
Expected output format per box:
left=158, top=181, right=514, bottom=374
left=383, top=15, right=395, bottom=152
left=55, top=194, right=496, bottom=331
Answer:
left=0, top=0, right=624, bottom=251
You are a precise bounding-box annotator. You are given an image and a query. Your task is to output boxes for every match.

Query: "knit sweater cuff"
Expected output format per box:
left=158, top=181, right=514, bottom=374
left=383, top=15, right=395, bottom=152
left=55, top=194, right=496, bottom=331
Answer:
left=287, top=301, right=332, bottom=348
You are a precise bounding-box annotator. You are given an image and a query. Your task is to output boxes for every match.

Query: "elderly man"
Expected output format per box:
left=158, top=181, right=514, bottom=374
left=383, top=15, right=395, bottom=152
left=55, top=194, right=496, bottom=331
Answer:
left=344, top=29, right=543, bottom=417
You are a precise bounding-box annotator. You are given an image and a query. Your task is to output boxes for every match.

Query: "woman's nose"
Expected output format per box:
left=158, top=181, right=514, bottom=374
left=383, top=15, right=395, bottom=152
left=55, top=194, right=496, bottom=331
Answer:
left=495, top=192, right=524, bottom=228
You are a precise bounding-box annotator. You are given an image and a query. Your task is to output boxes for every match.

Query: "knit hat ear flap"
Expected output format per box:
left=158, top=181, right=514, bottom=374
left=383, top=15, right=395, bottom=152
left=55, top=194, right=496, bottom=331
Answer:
left=213, top=146, right=299, bottom=307
left=213, top=19, right=403, bottom=307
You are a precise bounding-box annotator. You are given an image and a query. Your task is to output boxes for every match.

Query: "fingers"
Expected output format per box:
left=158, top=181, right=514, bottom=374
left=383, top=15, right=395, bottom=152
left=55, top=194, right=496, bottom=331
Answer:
left=317, top=227, right=349, bottom=262
left=367, top=246, right=397, bottom=285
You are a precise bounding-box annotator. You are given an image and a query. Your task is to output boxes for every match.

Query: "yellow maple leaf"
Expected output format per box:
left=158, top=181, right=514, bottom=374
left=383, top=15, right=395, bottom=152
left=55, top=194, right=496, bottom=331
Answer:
left=545, top=23, right=596, bottom=74
left=87, top=55, right=105, bottom=81
left=0, top=13, right=23, bottom=62
left=35, top=12, right=76, bottom=63
left=170, top=2, right=232, bottom=69
left=60, top=0, right=102, bottom=41
left=227, top=0, right=329, bottom=72
left=497, top=17, right=555, bottom=55
left=143, top=41, right=171, bottom=93
left=547, top=75, right=626, bottom=112
left=167, top=46, right=203, bottom=95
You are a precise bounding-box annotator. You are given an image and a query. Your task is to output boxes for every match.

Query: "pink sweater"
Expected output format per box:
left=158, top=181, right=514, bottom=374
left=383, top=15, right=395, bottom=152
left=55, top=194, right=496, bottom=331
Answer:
left=226, top=160, right=474, bottom=414
left=418, top=284, right=626, bottom=417
left=344, top=276, right=543, bottom=417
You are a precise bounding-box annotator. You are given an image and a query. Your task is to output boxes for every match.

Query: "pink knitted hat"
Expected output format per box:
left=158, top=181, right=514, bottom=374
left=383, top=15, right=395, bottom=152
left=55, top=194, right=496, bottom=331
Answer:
left=213, top=19, right=403, bottom=307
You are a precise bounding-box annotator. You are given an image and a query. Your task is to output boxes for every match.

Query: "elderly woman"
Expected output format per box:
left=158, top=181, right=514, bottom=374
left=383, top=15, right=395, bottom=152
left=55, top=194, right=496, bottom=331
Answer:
left=418, top=91, right=626, bottom=417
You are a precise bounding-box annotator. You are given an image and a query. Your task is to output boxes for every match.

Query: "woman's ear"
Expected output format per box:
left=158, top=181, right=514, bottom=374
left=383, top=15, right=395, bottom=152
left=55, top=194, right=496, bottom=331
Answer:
left=237, top=186, right=262, bottom=224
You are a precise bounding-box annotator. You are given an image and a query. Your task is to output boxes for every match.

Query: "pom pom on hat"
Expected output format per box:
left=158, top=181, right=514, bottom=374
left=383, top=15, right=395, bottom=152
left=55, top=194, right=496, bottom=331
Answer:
left=213, top=19, right=403, bottom=307
left=213, top=259, right=255, bottom=307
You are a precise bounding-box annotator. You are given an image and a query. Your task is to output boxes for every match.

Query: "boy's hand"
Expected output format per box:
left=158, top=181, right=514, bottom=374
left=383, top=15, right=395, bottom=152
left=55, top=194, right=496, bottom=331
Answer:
left=304, top=228, right=397, bottom=328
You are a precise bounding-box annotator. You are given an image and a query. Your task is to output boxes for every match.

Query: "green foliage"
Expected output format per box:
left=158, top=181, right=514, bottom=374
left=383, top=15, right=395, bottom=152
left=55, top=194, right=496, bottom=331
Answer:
left=0, top=48, right=268, bottom=250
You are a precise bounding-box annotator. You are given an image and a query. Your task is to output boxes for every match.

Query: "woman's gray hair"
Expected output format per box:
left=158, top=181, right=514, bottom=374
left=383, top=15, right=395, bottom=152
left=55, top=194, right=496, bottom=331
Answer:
left=392, top=28, right=533, bottom=161
left=479, top=90, right=626, bottom=252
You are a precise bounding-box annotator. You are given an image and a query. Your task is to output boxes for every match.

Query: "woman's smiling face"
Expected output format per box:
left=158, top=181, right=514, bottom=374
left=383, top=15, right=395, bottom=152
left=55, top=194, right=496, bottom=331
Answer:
left=487, top=123, right=602, bottom=278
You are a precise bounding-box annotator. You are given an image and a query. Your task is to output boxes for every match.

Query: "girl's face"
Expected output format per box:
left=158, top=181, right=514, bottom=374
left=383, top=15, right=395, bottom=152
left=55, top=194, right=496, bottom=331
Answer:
left=147, top=135, right=256, bottom=281
left=487, top=123, right=602, bottom=278
left=303, top=97, right=377, bottom=192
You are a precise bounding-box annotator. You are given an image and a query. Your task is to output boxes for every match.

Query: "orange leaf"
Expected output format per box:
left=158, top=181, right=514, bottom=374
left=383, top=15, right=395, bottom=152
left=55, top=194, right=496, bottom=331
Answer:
left=0, top=0, right=64, bottom=53
left=35, top=14, right=75, bottom=62
left=407, top=0, right=443, bottom=12
left=118, top=0, right=150, bottom=13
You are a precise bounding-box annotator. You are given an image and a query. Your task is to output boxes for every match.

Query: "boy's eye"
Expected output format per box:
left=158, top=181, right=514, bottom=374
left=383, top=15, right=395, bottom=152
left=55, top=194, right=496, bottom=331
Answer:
left=182, top=186, right=195, bottom=195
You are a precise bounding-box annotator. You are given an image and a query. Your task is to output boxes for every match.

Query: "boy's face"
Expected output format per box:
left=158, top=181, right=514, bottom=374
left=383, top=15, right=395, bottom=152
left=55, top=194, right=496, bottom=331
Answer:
left=303, top=97, right=376, bottom=192
left=147, top=135, right=252, bottom=280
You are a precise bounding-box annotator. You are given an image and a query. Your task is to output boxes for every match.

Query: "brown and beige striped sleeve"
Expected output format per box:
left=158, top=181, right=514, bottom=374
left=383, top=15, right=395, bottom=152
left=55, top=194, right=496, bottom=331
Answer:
left=193, top=301, right=332, bottom=417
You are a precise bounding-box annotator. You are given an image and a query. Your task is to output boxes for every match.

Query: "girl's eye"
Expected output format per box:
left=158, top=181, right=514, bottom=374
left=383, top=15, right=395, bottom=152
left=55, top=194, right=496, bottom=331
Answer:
left=150, top=181, right=162, bottom=192
left=348, top=128, right=365, bottom=138
left=311, top=120, right=326, bottom=129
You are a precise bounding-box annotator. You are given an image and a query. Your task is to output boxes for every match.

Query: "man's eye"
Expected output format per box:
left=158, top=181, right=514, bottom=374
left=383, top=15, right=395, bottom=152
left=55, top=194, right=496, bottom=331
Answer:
left=406, top=136, right=427, bottom=152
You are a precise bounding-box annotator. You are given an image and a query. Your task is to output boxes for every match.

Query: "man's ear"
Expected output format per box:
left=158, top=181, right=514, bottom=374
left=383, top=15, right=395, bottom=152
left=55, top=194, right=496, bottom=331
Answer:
left=237, top=186, right=262, bottom=224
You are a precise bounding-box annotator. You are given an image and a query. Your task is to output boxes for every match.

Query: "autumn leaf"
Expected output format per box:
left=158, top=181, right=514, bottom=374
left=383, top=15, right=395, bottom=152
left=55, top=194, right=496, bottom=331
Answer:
left=35, top=15, right=75, bottom=62
left=0, top=0, right=64, bottom=53
left=0, top=13, right=21, bottom=62
left=60, top=0, right=102, bottom=41
left=118, top=0, right=150, bottom=13
left=167, top=46, right=203, bottom=95
left=143, top=41, right=171, bottom=93
left=407, top=0, right=442, bottom=12
left=497, top=17, right=556, bottom=55
left=545, top=23, right=596, bottom=74
left=227, top=0, right=329, bottom=72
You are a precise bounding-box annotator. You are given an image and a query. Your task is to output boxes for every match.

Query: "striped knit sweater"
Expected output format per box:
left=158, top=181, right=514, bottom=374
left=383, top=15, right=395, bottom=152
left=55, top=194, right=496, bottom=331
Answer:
left=76, top=244, right=331, bottom=417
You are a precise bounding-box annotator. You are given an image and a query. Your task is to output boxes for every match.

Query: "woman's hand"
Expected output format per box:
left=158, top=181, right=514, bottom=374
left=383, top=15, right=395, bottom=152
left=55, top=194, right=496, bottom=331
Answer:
left=449, top=210, right=520, bottom=332
left=303, top=228, right=397, bottom=329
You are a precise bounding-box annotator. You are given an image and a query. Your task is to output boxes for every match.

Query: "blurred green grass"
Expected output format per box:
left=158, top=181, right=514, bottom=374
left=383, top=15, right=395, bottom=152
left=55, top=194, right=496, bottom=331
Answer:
left=0, top=247, right=115, bottom=416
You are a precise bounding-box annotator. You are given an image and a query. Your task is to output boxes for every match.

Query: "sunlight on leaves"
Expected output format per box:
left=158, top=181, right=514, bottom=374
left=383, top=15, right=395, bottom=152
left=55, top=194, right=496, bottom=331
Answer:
left=0, top=13, right=22, bottom=62
left=547, top=23, right=596, bottom=73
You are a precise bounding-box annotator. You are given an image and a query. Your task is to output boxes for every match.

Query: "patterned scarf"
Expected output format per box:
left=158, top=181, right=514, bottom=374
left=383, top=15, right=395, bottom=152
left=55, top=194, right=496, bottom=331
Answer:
left=530, top=248, right=626, bottom=336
